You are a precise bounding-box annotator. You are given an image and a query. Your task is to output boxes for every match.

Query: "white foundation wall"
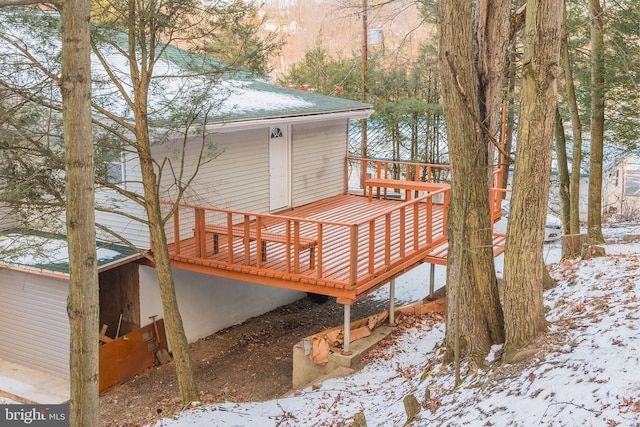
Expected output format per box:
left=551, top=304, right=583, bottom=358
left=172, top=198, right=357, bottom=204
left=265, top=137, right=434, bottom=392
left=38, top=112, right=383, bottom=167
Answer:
left=139, top=266, right=305, bottom=344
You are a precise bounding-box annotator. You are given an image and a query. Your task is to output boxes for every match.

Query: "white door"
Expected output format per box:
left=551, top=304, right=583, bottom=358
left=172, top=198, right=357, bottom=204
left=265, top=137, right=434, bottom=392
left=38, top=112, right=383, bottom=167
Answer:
left=269, top=126, right=290, bottom=211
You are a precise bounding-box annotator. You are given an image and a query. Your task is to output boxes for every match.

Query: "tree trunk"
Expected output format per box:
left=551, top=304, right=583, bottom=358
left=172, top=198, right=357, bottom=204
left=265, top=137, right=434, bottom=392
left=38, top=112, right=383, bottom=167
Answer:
left=555, top=107, right=571, bottom=232
left=437, top=0, right=504, bottom=367
left=125, top=0, right=200, bottom=404
left=147, top=204, right=201, bottom=403
left=476, top=0, right=511, bottom=164
left=503, top=0, right=562, bottom=361
left=587, top=0, right=606, bottom=244
left=501, top=42, right=517, bottom=195
left=561, top=0, right=584, bottom=235
left=136, top=117, right=201, bottom=404
left=61, top=1, right=100, bottom=425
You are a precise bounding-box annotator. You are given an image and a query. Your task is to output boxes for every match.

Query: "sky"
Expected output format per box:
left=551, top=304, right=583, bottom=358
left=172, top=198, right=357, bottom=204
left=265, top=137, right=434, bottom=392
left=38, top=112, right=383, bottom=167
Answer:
left=150, top=221, right=640, bottom=426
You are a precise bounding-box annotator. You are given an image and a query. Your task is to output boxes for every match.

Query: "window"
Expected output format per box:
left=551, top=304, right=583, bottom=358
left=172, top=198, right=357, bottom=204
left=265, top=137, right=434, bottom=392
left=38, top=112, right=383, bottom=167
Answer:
left=106, top=155, right=124, bottom=184
left=96, top=142, right=124, bottom=184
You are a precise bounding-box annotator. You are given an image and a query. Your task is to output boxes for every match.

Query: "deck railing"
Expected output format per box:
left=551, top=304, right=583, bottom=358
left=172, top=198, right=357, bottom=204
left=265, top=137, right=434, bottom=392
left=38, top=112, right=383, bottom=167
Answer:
left=345, top=157, right=451, bottom=193
left=161, top=189, right=449, bottom=290
left=346, top=156, right=503, bottom=222
left=160, top=156, right=506, bottom=293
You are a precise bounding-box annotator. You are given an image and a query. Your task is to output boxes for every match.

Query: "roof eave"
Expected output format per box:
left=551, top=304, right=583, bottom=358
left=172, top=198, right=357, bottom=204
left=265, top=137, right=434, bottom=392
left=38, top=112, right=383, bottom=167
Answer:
left=0, top=263, right=70, bottom=280
left=202, top=108, right=374, bottom=133
left=0, top=251, right=144, bottom=278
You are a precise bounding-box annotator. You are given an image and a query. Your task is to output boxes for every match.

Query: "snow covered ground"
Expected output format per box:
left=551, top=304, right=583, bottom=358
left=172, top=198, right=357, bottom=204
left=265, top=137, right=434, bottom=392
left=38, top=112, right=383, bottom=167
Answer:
left=156, top=223, right=640, bottom=427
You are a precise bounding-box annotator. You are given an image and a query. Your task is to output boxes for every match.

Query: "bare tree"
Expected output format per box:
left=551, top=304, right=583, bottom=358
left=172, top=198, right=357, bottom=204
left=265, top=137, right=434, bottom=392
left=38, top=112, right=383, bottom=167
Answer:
left=0, top=1, right=279, bottom=405
left=436, top=0, right=506, bottom=370
left=60, top=1, right=100, bottom=424
left=502, top=0, right=563, bottom=360
left=560, top=0, right=584, bottom=235
left=555, top=106, right=572, bottom=232
left=587, top=0, right=606, bottom=243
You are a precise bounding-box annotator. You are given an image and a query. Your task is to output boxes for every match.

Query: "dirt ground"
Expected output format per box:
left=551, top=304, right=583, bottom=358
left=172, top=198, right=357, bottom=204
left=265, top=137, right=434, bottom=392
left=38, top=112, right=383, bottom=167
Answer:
left=99, top=294, right=396, bottom=427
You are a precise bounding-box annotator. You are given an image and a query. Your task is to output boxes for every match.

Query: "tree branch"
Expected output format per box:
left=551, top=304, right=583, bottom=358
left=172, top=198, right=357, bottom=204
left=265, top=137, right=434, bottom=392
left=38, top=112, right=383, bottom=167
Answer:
left=444, top=51, right=514, bottom=163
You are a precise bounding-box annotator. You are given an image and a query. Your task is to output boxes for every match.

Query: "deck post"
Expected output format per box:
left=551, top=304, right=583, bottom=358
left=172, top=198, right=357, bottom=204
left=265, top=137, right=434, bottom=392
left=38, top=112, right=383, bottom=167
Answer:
left=173, top=207, right=181, bottom=254
left=429, top=263, right=435, bottom=299
left=349, top=225, right=359, bottom=285
left=389, top=279, right=396, bottom=325
left=342, top=304, right=352, bottom=355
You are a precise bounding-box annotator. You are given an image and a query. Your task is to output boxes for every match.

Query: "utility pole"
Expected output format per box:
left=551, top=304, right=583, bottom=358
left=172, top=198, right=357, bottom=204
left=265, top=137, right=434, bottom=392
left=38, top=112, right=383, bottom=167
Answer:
left=361, top=0, right=368, bottom=159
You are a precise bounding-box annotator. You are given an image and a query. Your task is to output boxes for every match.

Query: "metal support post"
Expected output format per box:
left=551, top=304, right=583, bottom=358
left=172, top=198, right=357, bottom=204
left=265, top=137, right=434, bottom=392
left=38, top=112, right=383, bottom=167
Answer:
left=389, top=279, right=396, bottom=325
left=429, top=264, right=435, bottom=299
left=342, top=304, right=352, bottom=355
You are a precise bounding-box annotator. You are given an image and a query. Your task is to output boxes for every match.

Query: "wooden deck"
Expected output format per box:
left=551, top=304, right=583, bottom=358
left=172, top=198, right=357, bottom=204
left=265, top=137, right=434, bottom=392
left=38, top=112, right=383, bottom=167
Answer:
left=163, top=158, right=505, bottom=305
left=166, top=192, right=454, bottom=304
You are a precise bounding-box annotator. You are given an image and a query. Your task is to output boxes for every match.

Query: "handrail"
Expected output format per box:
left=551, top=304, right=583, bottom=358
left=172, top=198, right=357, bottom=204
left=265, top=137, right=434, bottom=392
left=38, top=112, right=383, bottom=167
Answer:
left=490, top=187, right=511, bottom=223
left=347, top=156, right=450, bottom=184
left=163, top=200, right=353, bottom=228
left=163, top=186, right=448, bottom=230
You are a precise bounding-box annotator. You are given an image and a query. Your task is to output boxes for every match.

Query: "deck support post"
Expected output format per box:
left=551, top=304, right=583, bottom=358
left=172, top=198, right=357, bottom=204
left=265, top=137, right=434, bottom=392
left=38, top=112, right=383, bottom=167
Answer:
left=341, top=304, right=352, bottom=355
left=389, top=279, right=396, bottom=325
left=429, top=264, right=435, bottom=299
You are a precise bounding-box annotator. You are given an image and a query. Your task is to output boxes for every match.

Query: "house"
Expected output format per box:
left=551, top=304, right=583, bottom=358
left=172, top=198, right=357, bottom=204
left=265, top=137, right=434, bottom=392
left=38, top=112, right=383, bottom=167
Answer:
left=0, top=10, right=506, bottom=399
left=262, top=17, right=298, bottom=35
left=547, top=142, right=639, bottom=221
left=602, top=154, right=640, bottom=217
left=0, top=9, right=377, bottom=395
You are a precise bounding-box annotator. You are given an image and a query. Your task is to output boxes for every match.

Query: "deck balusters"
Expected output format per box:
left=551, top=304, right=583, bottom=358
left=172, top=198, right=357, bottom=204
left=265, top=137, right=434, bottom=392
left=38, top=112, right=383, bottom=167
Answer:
left=161, top=182, right=456, bottom=304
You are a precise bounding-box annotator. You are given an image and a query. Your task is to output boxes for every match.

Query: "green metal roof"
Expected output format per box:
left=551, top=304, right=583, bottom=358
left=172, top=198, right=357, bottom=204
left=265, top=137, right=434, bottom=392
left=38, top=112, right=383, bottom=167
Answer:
left=0, top=230, right=142, bottom=277
left=213, top=79, right=372, bottom=123
left=149, top=38, right=372, bottom=123
left=138, top=42, right=373, bottom=125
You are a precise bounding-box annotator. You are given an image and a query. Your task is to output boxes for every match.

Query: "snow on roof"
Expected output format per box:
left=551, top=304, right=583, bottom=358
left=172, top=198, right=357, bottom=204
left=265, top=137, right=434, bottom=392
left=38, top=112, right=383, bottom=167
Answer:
left=0, top=231, right=141, bottom=276
left=0, top=10, right=371, bottom=127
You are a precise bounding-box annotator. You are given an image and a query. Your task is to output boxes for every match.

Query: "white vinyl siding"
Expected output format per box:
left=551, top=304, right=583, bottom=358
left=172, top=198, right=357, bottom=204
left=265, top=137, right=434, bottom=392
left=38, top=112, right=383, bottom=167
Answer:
left=170, top=128, right=271, bottom=213
left=95, top=151, right=150, bottom=249
left=0, top=270, right=69, bottom=378
left=291, top=120, right=347, bottom=207
left=0, top=205, right=19, bottom=231
left=93, top=120, right=349, bottom=249
left=94, top=129, right=272, bottom=248
left=94, top=195, right=149, bottom=249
